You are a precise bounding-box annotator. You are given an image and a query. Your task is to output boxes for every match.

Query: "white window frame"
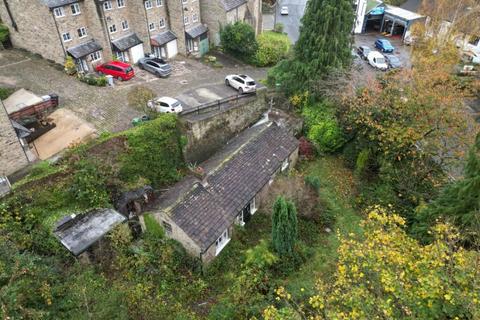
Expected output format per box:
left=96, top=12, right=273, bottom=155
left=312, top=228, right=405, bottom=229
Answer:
left=62, top=32, right=72, bottom=42
left=103, top=0, right=112, bottom=10
left=145, top=0, right=153, bottom=9
left=159, top=18, right=165, bottom=28
left=215, top=229, right=230, bottom=256
left=182, top=0, right=187, bottom=4
left=70, top=3, right=81, bottom=15
left=281, top=158, right=289, bottom=172
left=90, top=51, right=102, bottom=62
left=109, top=24, right=117, bottom=33
left=53, top=7, right=65, bottom=18
left=250, top=197, right=257, bottom=215
left=77, top=27, right=87, bottom=38
left=117, top=0, right=125, bottom=8
left=192, top=14, right=198, bottom=23
left=184, top=16, right=189, bottom=25
left=121, top=20, right=129, bottom=30
left=148, top=22, right=155, bottom=31
left=156, top=0, right=163, bottom=6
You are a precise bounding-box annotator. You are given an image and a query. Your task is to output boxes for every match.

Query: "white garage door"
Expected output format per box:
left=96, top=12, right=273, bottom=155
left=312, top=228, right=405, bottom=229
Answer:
left=166, top=40, right=178, bottom=58
left=129, top=44, right=145, bottom=64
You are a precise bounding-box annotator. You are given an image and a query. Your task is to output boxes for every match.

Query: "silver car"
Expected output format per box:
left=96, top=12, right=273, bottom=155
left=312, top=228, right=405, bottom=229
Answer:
left=138, top=57, right=172, bottom=77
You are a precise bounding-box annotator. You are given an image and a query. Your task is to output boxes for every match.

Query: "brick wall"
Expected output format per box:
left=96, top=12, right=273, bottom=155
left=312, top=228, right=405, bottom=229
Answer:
left=0, top=104, right=29, bottom=177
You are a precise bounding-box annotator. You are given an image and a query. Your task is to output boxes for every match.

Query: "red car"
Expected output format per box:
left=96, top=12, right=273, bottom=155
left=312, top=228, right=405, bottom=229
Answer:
left=95, top=61, right=135, bottom=81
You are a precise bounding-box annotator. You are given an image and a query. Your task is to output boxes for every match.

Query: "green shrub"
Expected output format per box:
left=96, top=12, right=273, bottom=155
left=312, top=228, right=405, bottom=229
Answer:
left=78, top=74, right=107, bottom=86
left=0, top=24, right=9, bottom=43
left=64, top=56, right=77, bottom=75
left=273, top=23, right=284, bottom=33
left=354, top=148, right=371, bottom=178
left=220, top=21, right=258, bottom=61
left=255, top=31, right=290, bottom=67
left=143, top=213, right=164, bottom=238
left=304, top=175, right=321, bottom=193
left=97, top=75, right=107, bottom=86
left=70, top=160, right=110, bottom=208
left=0, top=87, right=15, bottom=100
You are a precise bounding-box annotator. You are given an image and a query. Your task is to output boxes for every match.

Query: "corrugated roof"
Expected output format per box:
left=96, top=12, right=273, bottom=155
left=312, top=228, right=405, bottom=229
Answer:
left=185, top=24, right=208, bottom=39
left=41, top=0, right=80, bottom=9
left=151, top=30, right=177, bottom=46
left=221, top=0, right=247, bottom=11
left=67, top=40, right=102, bottom=59
left=112, top=33, right=143, bottom=52
left=156, top=123, right=298, bottom=251
left=384, top=4, right=424, bottom=21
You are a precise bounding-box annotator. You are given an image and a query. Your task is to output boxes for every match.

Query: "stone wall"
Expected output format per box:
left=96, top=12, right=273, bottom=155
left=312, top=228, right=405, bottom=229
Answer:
left=182, top=89, right=269, bottom=163
left=199, top=0, right=226, bottom=46
left=166, top=0, right=187, bottom=54
left=0, top=104, right=29, bottom=177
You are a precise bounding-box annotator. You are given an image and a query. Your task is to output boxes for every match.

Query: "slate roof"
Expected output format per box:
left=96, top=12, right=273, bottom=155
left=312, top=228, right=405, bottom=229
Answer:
left=221, top=0, right=247, bottom=11
left=67, top=40, right=102, bottom=59
left=112, top=33, right=143, bottom=52
left=185, top=24, right=208, bottom=39
left=151, top=30, right=177, bottom=47
left=41, top=0, right=80, bottom=8
left=156, top=123, right=298, bottom=251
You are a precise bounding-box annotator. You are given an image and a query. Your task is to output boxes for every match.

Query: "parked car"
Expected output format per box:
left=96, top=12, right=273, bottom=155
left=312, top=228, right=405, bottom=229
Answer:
left=147, top=96, right=183, bottom=113
left=225, top=74, right=256, bottom=94
left=96, top=61, right=135, bottom=81
left=384, top=54, right=402, bottom=69
left=280, top=6, right=289, bottom=15
left=138, top=56, right=172, bottom=77
left=367, top=51, right=388, bottom=70
left=374, top=39, right=395, bottom=53
left=357, top=46, right=371, bottom=60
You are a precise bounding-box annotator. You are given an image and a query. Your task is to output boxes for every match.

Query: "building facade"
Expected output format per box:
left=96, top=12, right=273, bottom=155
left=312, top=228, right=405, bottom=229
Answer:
left=0, top=0, right=209, bottom=72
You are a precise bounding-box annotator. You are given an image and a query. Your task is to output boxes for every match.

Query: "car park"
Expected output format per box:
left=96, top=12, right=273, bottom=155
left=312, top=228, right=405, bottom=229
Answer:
left=96, top=61, right=135, bottom=81
left=147, top=97, right=183, bottom=113
left=357, top=46, right=371, bottom=60
left=138, top=56, right=172, bottom=78
left=225, top=74, right=257, bottom=94
left=374, top=39, right=395, bottom=53
left=280, top=6, right=289, bottom=15
left=367, top=51, right=388, bottom=71
left=384, top=54, right=402, bottom=69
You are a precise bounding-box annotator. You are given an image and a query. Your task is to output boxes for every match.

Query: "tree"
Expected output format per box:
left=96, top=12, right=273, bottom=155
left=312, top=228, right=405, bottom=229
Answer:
left=220, top=21, right=258, bottom=61
left=272, top=196, right=297, bottom=256
left=413, top=134, right=480, bottom=246
left=264, top=208, right=480, bottom=319
left=255, top=31, right=291, bottom=67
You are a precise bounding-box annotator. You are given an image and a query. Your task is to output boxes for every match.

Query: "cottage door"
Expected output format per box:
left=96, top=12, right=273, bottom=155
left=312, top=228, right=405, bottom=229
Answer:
left=242, top=203, right=251, bottom=224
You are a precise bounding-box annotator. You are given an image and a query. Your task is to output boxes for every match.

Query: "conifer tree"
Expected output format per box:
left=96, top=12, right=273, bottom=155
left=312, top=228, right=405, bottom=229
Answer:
left=272, top=196, right=298, bottom=256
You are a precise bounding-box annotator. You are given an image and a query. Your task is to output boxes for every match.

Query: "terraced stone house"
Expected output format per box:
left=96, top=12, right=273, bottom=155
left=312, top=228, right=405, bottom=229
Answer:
left=0, top=0, right=209, bottom=72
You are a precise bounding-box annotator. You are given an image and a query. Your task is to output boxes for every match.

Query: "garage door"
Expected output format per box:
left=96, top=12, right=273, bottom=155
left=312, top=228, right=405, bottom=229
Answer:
left=130, top=44, right=145, bottom=64
left=167, top=40, right=178, bottom=58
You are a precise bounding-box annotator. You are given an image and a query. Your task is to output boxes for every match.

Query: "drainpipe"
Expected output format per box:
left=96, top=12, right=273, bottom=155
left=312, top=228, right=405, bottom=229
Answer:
left=95, top=0, right=114, bottom=57
left=51, top=10, right=67, bottom=58
left=143, top=0, right=153, bottom=54
left=2, top=0, right=17, bottom=31
left=180, top=0, right=188, bottom=54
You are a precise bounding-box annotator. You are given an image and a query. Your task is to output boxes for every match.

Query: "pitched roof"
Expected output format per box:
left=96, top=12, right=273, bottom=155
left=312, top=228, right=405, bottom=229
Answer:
left=221, top=0, right=247, bottom=11
left=155, top=123, right=298, bottom=251
left=112, top=33, right=143, bottom=52
left=41, top=0, right=80, bottom=9
left=185, top=24, right=208, bottom=39
left=384, top=4, right=424, bottom=21
left=67, top=40, right=102, bottom=59
left=151, top=30, right=177, bottom=46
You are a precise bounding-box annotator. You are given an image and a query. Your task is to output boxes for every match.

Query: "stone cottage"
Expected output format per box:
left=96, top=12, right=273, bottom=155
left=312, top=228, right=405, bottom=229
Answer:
left=150, top=122, right=298, bottom=263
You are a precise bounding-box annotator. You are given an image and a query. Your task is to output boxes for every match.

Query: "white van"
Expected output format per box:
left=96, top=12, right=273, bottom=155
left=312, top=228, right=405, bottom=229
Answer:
left=367, top=51, right=388, bottom=70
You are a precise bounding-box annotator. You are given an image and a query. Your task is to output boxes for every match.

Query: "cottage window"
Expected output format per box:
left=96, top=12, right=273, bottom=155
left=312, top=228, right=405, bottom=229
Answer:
left=281, top=158, right=289, bottom=172
left=162, top=221, right=172, bottom=234
left=159, top=18, right=165, bottom=28
left=62, top=32, right=72, bottom=42
left=192, top=14, right=198, bottom=23
left=215, top=229, right=230, bottom=256
left=53, top=7, right=65, bottom=18
left=77, top=27, right=87, bottom=38
left=184, top=16, right=189, bottom=25
left=145, top=0, right=153, bottom=9
left=182, top=0, right=188, bottom=4
left=103, top=1, right=112, bottom=10
left=121, top=20, right=129, bottom=30
left=90, top=51, right=102, bottom=61
left=109, top=24, right=117, bottom=33
left=250, top=197, right=257, bottom=214
left=148, top=22, right=155, bottom=31
left=70, top=3, right=81, bottom=15
left=117, top=0, right=125, bottom=8
left=156, top=0, right=163, bottom=6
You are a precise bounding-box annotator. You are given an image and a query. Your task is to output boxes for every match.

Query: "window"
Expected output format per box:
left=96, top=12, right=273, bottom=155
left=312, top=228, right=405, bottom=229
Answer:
left=215, top=229, right=230, bottom=255
left=77, top=27, right=87, bottom=38
left=149, top=22, right=155, bottom=31
left=53, top=7, right=64, bottom=17
left=192, top=14, right=198, bottom=23
left=156, top=0, right=162, bottom=6
left=109, top=24, right=117, bottom=33
left=90, top=51, right=102, bottom=61
left=62, top=32, right=72, bottom=42
left=121, top=20, right=129, bottom=30
left=182, top=0, right=187, bottom=4
left=145, top=0, right=152, bottom=9
left=70, top=3, right=80, bottom=15
left=250, top=197, right=257, bottom=215
left=103, top=0, right=112, bottom=10
left=281, top=158, right=289, bottom=171
left=159, top=18, right=165, bottom=28
left=162, top=221, right=172, bottom=234
left=117, top=0, right=125, bottom=7
left=184, top=16, right=189, bottom=25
